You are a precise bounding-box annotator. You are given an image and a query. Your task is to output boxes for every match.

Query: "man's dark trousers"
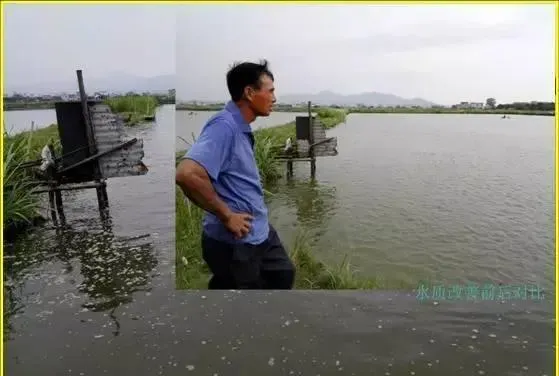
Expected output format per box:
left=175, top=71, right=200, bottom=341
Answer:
left=201, top=225, right=295, bottom=289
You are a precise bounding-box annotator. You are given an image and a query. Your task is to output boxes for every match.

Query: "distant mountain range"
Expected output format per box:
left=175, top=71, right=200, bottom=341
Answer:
left=5, top=72, right=175, bottom=95
left=182, top=90, right=439, bottom=107
left=8, top=73, right=438, bottom=107
left=277, top=90, right=438, bottom=107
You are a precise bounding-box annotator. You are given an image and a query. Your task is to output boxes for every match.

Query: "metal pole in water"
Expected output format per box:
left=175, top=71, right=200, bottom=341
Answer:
left=54, top=190, right=65, bottom=225
left=45, top=149, right=58, bottom=226
left=287, top=159, right=293, bottom=178
left=48, top=144, right=66, bottom=225
left=308, top=101, right=316, bottom=179
left=48, top=190, right=58, bottom=226
left=76, top=69, right=110, bottom=216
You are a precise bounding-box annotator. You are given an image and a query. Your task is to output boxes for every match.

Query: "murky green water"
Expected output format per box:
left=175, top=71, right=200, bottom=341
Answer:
left=3, top=108, right=555, bottom=375
left=178, top=110, right=555, bottom=292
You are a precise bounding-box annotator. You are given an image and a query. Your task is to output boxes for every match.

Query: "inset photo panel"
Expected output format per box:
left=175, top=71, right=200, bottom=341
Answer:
left=175, top=4, right=555, bottom=297
left=4, top=5, right=177, bottom=375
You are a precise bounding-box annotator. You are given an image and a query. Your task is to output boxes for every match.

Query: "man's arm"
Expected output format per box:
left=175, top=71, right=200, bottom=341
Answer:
left=175, top=119, right=253, bottom=238
left=176, top=158, right=233, bottom=223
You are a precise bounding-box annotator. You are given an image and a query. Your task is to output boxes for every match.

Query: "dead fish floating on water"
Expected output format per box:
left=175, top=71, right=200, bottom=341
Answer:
left=284, top=137, right=293, bottom=152
left=39, top=145, right=55, bottom=172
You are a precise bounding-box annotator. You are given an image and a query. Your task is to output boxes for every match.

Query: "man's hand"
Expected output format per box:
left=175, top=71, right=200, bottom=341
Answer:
left=223, top=212, right=254, bottom=239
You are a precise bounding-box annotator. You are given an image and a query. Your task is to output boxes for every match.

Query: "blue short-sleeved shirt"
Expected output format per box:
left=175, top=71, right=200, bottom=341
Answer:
left=183, top=101, right=269, bottom=245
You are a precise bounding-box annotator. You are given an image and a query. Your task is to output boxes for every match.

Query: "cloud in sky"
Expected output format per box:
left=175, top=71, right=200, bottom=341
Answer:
left=4, top=4, right=175, bottom=91
left=176, top=4, right=556, bottom=104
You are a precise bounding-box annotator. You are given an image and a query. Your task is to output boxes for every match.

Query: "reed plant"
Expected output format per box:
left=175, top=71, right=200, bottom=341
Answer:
left=315, top=107, right=347, bottom=129
left=3, top=124, right=60, bottom=232
left=105, top=95, right=158, bottom=126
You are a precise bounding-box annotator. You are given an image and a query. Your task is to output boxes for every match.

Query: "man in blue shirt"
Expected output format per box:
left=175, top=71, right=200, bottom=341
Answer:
left=176, top=60, right=295, bottom=289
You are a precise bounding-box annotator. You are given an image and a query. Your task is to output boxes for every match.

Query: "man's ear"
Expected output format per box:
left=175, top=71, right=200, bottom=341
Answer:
left=243, top=86, right=254, bottom=102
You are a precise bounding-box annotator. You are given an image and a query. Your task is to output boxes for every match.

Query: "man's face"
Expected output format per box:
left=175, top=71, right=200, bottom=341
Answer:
left=247, top=74, right=276, bottom=117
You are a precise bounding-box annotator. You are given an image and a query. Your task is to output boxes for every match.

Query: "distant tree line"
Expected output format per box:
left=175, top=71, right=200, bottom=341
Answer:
left=494, top=101, right=554, bottom=111
left=3, top=89, right=175, bottom=110
left=483, top=97, right=555, bottom=111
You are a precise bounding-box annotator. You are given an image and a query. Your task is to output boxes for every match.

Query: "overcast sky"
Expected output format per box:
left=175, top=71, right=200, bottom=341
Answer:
left=177, top=4, right=556, bottom=105
left=4, top=4, right=175, bottom=91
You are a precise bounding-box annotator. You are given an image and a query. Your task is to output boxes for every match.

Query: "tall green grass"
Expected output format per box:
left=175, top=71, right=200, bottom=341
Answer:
left=253, top=135, right=281, bottom=184
left=3, top=124, right=60, bottom=230
left=316, top=108, right=347, bottom=129
left=105, top=95, right=158, bottom=115
left=253, top=122, right=296, bottom=184
left=175, top=111, right=377, bottom=289
left=4, top=134, right=38, bottom=228
left=175, top=183, right=378, bottom=289
left=105, top=95, right=158, bottom=126
left=175, top=189, right=210, bottom=289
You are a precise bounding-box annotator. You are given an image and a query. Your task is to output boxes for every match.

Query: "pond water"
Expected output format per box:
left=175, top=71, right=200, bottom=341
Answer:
left=4, top=108, right=58, bottom=134
left=177, top=110, right=555, bottom=292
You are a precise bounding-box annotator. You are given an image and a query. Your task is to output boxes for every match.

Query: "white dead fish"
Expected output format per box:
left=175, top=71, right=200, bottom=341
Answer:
left=39, top=145, right=55, bottom=171
left=284, top=137, right=293, bottom=152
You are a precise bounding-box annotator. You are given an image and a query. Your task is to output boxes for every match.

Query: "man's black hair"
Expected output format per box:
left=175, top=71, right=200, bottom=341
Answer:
left=226, top=59, right=274, bottom=102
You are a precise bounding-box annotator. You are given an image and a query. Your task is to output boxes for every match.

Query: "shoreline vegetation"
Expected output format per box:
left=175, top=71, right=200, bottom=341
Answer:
left=5, top=95, right=554, bottom=117
left=105, top=95, right=159, bottom=126
left=3, top=92, right=175, bottom=110
left=4, top=94, right=173, bottom=126
left=3, top=95, right=164, bottom=239
left=176, top=108, right=384, bottom=290
left=3, top=124, right=60, bottom=240
left=176, top=102, right=555, bottom=117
